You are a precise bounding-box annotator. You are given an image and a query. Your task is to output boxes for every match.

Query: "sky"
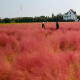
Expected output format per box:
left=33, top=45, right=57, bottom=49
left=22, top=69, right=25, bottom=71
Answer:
left=0, top=0, right=80, bottom=18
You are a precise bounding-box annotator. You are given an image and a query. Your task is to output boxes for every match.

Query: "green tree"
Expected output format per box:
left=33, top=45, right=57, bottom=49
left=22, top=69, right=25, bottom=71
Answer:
left=56, top=13, right=63, bottom=21
left=3, top=18, right=11, bottom=23
left=0, top=18, right=1, bottom=23
left=52, top=13, right=54, bottom=18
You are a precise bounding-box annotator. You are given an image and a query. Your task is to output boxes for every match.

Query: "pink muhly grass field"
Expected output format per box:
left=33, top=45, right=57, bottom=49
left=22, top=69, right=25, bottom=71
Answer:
left=0, top=22, right=80, bottom=80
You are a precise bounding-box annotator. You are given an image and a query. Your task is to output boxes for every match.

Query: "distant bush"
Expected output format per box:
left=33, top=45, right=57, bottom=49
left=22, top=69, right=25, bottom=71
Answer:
left=0, top=19, right=1, bottom=23
left=0, top=14, right=79, bottom=23
left=2, top=18, right=11, bottom=23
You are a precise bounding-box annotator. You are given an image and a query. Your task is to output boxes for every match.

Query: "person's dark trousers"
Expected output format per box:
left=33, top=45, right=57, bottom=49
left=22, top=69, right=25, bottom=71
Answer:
left=42, top=24, right=45, bottom=29
left=56, top=22, right=59, bottom=29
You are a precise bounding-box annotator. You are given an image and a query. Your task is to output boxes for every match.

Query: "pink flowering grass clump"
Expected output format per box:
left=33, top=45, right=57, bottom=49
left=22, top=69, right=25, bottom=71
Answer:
left=0, top=22, right=80, bottom=80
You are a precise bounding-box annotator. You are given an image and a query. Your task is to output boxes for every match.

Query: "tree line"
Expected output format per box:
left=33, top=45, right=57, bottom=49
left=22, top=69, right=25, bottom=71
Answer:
left=0, top=13, right=80, bottom=23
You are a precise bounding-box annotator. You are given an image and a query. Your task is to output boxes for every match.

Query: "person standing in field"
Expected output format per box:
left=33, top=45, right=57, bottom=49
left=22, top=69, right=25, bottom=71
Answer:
left=42, top=22, right=45, bottom=29
left=56, top=21, right=59, bottom=30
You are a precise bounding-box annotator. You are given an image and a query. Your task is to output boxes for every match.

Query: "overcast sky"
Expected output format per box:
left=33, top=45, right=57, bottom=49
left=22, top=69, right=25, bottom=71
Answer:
left=0, top=0, right=80, bottom=18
